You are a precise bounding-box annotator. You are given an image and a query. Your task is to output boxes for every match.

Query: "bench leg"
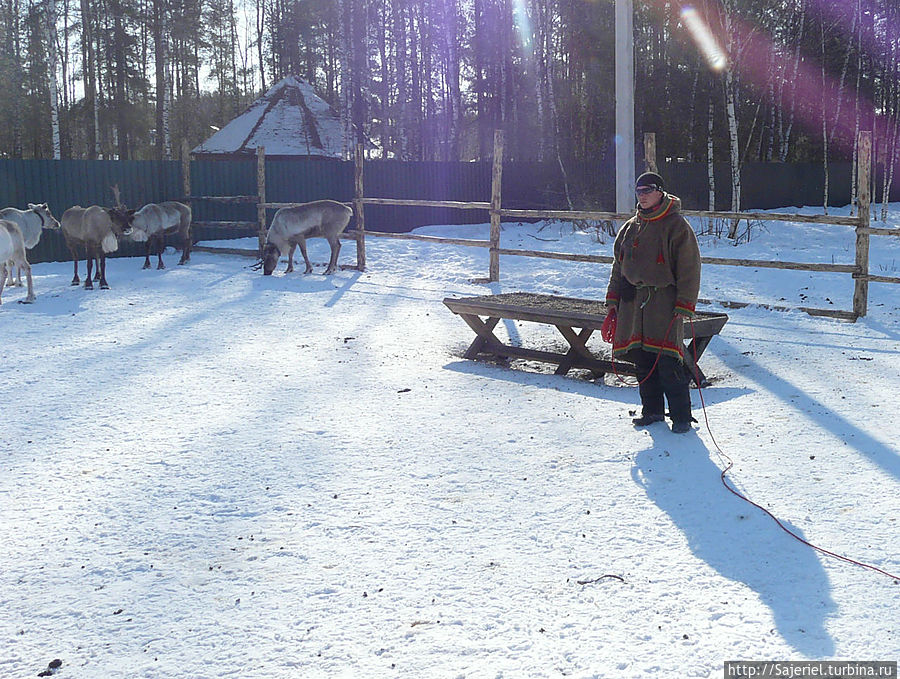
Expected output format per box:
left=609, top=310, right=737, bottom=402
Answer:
left=684, top=336, right=713, bottom=387
left=459, top=315, right=504, bottom=359
left=554, top=326, right=599, bottom=376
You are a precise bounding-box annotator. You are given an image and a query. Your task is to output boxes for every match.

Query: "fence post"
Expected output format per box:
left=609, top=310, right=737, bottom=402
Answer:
left=489, top=129, right=505, bottom=282
left=853, top=131, right=871, bottom=318
left=644, top=133, right=658, bottom=172
left=257, top=146, right=266, bottom=256
left=354, top=143, right=366, bottom=271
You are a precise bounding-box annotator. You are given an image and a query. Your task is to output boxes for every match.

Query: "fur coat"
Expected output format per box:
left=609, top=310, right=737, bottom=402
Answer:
left=605, top=194, right=702, bottom=361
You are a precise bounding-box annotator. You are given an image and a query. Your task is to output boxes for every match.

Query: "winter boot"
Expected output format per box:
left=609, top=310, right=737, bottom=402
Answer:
left=671, top=420, right=692, bottom=434
left=632, top=413, right=665, bottom=426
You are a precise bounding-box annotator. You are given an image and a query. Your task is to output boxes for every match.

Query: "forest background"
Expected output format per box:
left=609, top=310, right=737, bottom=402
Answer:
left=0, top=0, right=898, bottom=208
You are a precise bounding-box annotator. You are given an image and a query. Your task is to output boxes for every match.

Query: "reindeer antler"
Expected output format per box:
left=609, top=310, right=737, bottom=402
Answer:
left=111, top=184, right=123, bottom=209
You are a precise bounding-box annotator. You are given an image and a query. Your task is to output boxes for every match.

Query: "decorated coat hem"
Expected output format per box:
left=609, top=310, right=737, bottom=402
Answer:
left=613, top=338, right=684, bottom=361
left=674, top=299, right=696, bottom=318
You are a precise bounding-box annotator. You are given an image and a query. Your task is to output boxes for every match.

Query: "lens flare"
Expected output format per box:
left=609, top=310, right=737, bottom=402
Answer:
left=512, top=0, right=533, bottom=50
left=681, top=7, right=727, bottom=72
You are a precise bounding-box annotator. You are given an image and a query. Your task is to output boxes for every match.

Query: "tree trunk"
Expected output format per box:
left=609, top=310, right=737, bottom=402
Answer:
left=724, top=68, right=741, bottom=238
left=882, top=38, right=899, bottom=221
left=443, top=0, right=461, bottom=160
left=46, top=0, right=61, bottom=158
left=376, top=0, right=390, bottom=157
left=153, top=0, right=170, bottom=159
left=473, top=0, right=488, bottom=158
left=79, top=0, right=98, bottom=158
left=255, top=0, right=266, bottom=92
left=851, top=14, right=862, bottom=213
left=111, top=0, right=128, bottom=158
left=393, top=0, right=408, bottom=159
left=828, top=0, right=858, bottom=149
left=778, top=0, right=804, bottom=162
left=721, top=5, right=741, bottom=238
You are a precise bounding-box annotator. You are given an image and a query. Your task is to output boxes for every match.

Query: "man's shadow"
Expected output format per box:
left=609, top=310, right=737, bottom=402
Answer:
left=631, top=432, right=836, bottom=656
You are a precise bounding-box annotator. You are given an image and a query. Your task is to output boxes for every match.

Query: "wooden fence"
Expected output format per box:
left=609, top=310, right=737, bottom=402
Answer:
left=348, top=131, right=888, bottom=320
left=335, top=129, right=895, bottom=321
left=19, top=131, right=886, bottom=321
left=191, top=130, right=894, bottom=320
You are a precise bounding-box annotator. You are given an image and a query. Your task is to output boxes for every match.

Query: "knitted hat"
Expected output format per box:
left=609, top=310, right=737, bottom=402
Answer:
left=635, top=171, right=665, bottom=191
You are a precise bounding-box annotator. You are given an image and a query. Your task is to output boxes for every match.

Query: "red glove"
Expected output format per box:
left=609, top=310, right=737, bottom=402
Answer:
left=601, top=307, right=617, bottom=344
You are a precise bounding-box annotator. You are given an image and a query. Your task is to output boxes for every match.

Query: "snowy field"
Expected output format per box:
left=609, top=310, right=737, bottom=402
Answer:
left=1, top=203, right=899, bottom=678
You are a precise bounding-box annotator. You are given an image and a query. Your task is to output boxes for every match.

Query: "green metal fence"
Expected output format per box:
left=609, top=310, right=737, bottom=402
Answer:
left=3, top=156, right=886, bottom=265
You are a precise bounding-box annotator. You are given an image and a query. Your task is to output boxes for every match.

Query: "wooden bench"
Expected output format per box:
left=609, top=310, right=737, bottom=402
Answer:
left=443, top=292, right=728, bottom=386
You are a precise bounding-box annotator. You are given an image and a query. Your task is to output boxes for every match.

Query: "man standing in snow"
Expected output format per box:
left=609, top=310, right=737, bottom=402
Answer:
left=604, top=172, right=702, bottom=434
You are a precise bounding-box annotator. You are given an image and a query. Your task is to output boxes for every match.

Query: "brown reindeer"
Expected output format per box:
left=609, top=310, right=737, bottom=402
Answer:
left=60, top=206, right=124, bottom=289
left=260, top=200, right=352, bottom=276
left=0, top=219, right=35, bottom=304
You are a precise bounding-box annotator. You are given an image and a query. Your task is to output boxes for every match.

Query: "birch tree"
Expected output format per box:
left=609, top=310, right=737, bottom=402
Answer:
left=721, top=7, right=742, bottom=238
left=45, top=0, right=61, bottom=158
left=153, top=0, right=170, bottom=159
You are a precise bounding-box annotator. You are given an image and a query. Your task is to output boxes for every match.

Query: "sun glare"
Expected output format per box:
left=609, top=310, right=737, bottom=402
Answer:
left=512, top=0, right=533, bottom=50
left=681, top=7, right=728, bottom=72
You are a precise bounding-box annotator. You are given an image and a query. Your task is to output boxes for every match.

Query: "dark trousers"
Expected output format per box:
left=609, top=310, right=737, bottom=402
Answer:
left=633, top=350, right=692, bottom=423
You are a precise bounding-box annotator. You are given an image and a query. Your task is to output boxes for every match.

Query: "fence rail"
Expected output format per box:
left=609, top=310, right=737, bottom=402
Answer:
left=341, top=130, right=881, bottom=320
left=3, top=131, right=893, bottom=319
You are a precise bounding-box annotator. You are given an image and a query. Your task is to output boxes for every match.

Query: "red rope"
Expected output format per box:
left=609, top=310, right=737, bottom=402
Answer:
left=685, top=317, right=900, bottom=582
left=605, top=313, right=678, bottom=387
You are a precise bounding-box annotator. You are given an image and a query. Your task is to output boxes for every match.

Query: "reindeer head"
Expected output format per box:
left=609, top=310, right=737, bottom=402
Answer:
left=106, top=207, right=136, bottom=237
left=28, top=203, right=60, bottom=230
left=261, top=243, right=281, bottom=276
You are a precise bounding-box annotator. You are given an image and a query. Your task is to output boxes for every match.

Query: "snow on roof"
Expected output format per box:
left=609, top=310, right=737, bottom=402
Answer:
left=192, top=76, right=346, bottom=158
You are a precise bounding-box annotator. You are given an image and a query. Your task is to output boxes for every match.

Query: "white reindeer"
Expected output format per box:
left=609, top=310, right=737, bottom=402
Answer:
left=0, top=219, right=35, bottom=304
left=260, top=200, right=352, bottom=276
left=112, top=201, right=192, bottom=269
left=1, top=203, right=59, bottom=287
left=60, top=205, right=124, bottom=290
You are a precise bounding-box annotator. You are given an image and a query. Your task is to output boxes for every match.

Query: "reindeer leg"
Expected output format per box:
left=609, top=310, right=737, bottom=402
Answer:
left=298, top=238, right=313, bottom=274
left=21, top=260, right=34, bottom=303
left=285, top=243, right=296, bottom=273
left=84, top=256, right=94, bottom=290
left=325, top=237, right=341, bottom=275
left=157, top=234, right=166, bottom=269
left=99, top=254, right=110, bottom=289
left=71, top=255, right=80, bottom=286
left=143, top=240, right=152, bottom=269
left=178, top=226, right=191, bottom=264
left=0, top=262, right=6, bottom=303
left=8, top=264, right=22, bottom=287
left=93, top=257, right=102, bottom=281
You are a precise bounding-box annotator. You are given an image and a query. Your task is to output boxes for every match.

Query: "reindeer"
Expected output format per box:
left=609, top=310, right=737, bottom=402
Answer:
left=0, top=219, right=35, bottom=304
left=1, top=203, right=59, bottom=287
left=260, top=200, right=352, bottom=276
left=60, top=205, right=124, bottom=289
left=112, top=201, right=192, bottom=269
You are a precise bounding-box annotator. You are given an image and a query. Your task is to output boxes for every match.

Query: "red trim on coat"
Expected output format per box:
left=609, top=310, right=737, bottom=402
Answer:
left=613, top=335, right=684, bottom=360
left=674, top=299, right=696, bottom=317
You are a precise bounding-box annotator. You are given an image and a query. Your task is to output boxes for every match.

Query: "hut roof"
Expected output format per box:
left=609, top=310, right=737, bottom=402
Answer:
left=192, top=76, right=346, bottom=159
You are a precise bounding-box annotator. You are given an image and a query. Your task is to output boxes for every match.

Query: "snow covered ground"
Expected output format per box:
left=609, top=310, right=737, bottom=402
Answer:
left=2, top=203, right=899, bottom=678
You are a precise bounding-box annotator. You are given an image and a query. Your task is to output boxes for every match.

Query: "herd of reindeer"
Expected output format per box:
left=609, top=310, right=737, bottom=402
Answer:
left=0, top=196, right=353, bottom=306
